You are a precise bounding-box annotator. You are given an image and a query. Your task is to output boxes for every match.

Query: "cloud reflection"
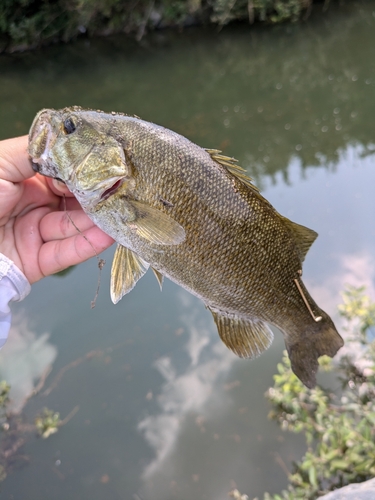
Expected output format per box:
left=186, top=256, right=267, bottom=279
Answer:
left=139, top=249, right=375, bottom=494
left=306, top=251, right=375, bottom=371
left=307, top=252, right=375, bottom=326
left=0, top=314, right=57, bottom=413
left=138, top=292, right=234, bottom=480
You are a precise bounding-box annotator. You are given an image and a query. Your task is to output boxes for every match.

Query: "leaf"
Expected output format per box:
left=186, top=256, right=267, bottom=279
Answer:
left=330, top=459, right=349, bottom=471
left=308, top=466, right=317, bottom=488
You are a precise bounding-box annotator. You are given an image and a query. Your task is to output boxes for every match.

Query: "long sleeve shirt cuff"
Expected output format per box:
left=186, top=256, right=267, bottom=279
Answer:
left=0, top=254, right=31, bottom=348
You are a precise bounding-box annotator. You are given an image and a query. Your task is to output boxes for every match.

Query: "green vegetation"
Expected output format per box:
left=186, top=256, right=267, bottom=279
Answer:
left=211, top=0, right=314, bottom=25
left=35, top=408, right=61, bottom=439
left=0, top=380, right=63, bottom=483
left=2, top=287, right=374, bottom=494
left=0, top=382, right=10, bottom=413
left=262, top=286, right=375, bottom=499
left=0, top=0, right=337, bottom=52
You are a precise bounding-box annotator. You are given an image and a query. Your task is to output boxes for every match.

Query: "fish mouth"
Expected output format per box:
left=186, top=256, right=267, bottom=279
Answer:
left=28, top=109, right=60, bottom=178
left=100, top=179, right=123, bottom=201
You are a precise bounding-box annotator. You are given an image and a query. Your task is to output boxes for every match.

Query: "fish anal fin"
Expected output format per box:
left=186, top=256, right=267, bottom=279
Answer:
left=128, top=200, right=185, bottom=246
left=110, top=244, right=149, bottom=304
left=151, top=267, right=164, bottom=290
left=282, top=217, right=318, bottom=263
left=209, top=308, right=274, bottom=359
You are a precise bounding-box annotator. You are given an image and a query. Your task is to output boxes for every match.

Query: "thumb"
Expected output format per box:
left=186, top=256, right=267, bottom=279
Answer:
left=0, top=136, right=34, bottom=183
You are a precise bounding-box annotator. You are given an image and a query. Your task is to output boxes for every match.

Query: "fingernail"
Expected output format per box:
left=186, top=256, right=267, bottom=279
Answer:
left=52, top=178, right=67, bottom=189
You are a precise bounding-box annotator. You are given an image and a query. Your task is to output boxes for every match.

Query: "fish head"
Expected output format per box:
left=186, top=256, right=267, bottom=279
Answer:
left=28, top=107, right=131, bottom=210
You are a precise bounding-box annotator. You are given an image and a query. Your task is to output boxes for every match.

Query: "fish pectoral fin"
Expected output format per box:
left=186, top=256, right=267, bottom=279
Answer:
left=110, top=244, right=149, bottom=304
left=209, top=308, right=274, bottom=359
left=127, top=200, right=185, bottom=246
left=151, top=267, right=164, bottom=291
left=281, top=217, right=318, bottom=263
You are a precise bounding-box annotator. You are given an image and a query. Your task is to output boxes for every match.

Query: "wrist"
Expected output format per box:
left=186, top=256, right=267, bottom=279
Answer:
left=0, top=253, right=31, bottom=301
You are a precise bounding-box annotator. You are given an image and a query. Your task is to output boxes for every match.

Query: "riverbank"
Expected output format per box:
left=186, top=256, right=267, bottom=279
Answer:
left=1, top=0, right=336, bottom=52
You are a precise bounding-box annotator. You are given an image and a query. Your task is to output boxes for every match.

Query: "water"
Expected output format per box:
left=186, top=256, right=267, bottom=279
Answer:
left=1, top=2, right=375, bottom=498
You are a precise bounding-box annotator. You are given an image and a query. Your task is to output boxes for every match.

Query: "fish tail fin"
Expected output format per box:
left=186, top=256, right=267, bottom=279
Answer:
left=285, top=316, right=344, bottom=389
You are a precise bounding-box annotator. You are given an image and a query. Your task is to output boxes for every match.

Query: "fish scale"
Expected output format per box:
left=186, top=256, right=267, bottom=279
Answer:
left=28, top=107, right=344, bottom=388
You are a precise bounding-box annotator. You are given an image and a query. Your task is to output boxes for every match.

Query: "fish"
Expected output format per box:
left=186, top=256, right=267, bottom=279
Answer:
left=28, top=106, right=344, bottom=388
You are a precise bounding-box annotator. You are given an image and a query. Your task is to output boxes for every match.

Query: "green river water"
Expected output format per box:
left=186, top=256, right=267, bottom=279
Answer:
left=0, top=2, right=375, bottom=499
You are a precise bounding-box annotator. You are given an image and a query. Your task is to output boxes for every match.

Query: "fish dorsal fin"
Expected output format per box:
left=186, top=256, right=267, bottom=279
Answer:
left=206, top=149, right=260, bottom=192
left=151, top=267, right=164, bottom=290
left=282, top=217, right=318, bottom=263
left=128, top=200, right=185, bottom=246
left=209, top=308, right=274, bottom=359
left=110, top=244, right=149, bottom=304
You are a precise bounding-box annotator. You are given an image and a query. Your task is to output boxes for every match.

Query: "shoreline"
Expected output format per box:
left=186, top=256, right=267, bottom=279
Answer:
left=1, top=0, right=336, bottom=53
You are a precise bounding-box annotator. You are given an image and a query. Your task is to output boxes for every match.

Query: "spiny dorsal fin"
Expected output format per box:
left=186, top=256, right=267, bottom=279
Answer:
left=110, top=244, right=149, bottom=304
left=151, top=267, right=164, bottom=290
left=209, top=308, right=274, bottom=359
left=206, top=149, right=260, bottom=192
left=281, top=217, right=318, bottom=263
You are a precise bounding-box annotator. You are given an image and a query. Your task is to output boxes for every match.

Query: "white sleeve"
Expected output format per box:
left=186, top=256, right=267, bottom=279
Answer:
left=0, top=254, right=31, bottom=348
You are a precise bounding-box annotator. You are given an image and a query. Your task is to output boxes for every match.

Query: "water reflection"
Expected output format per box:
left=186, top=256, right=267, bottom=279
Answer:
left=138, top=292, right=234, bottom=481
left=1, top=2, right=375, bottom=186
left=309, top=253, right=375, bottom=322
left=0, top=3, right=375, bottom=498
left=0, top=315, right=57, bottom=413
left=135, top=139, right=375, bottom=499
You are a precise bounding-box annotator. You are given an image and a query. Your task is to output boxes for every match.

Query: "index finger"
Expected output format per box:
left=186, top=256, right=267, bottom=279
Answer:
left=0, top=136, right=34, bottom=183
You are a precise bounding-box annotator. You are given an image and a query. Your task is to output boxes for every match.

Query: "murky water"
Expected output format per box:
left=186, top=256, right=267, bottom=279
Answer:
left=1, top=2, right=375, bottom=499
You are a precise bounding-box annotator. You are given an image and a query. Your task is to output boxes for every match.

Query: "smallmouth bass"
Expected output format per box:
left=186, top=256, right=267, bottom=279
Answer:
left=28, top=107, right=344, bottom=388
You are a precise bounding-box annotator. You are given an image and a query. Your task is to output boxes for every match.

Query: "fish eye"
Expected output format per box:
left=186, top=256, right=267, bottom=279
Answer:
left=63, top=117, right=76, bottom=134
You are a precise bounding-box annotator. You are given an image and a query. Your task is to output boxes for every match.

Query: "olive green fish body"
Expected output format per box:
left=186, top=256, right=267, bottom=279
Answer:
left=96, top=139, right=297, bottom=320
left=28, top=107, right=344, bottom=387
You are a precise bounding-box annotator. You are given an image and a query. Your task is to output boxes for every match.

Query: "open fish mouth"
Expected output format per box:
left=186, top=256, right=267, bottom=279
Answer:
left=100, top=179, right=123, bottom=201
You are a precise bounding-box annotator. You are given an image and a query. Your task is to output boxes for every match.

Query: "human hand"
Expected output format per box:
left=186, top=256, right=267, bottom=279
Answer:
left=0, top=136, right=115, bottom=284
